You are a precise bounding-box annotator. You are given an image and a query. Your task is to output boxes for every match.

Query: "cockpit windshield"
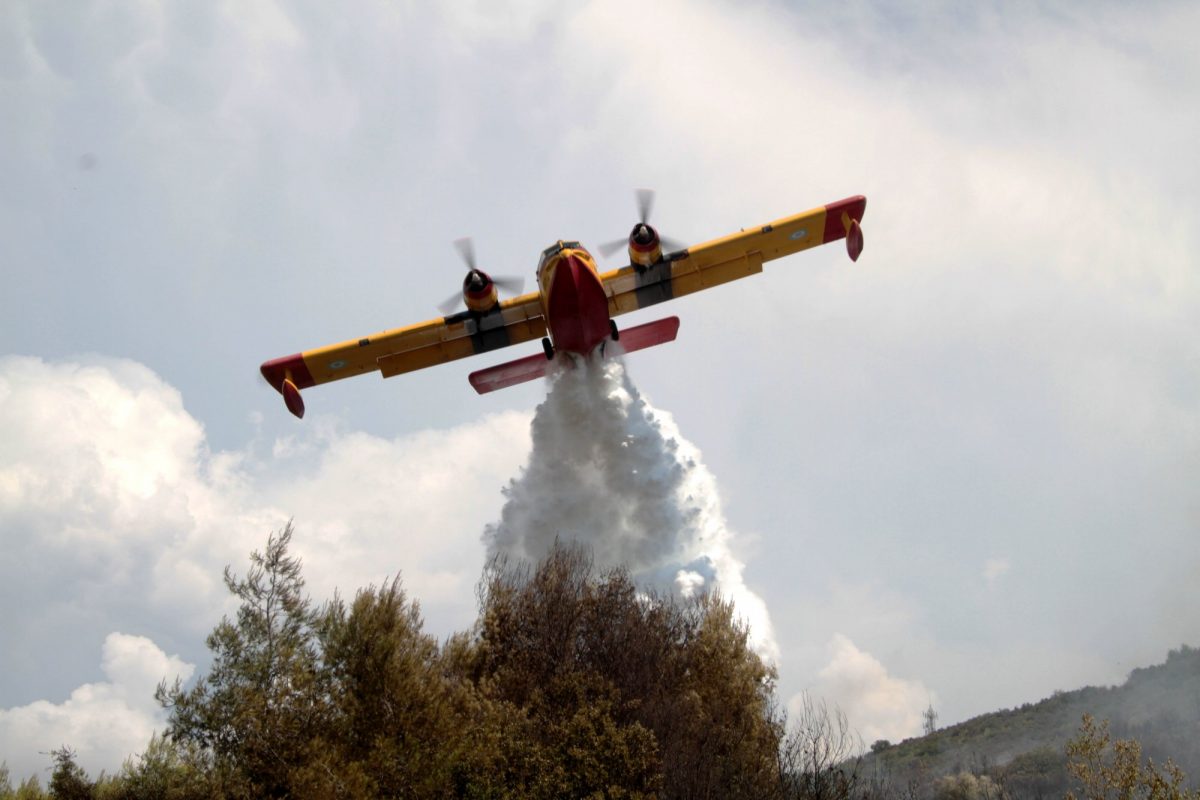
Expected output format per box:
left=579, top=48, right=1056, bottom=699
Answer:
left=537, top=242, right=561, bottom=271
left=536, top=241, right=584, bottom=274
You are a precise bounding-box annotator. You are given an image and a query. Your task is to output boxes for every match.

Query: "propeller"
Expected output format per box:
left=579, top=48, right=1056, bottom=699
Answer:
left=438, top=237, right=526, bottom=315
left=636, top=187, right=655, bottom=227
left=598, top=188, right=686, bottom=260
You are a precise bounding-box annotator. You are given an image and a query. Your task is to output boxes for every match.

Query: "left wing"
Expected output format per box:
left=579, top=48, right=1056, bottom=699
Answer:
left=260, top=291, right=546, bottom=417
left=601, top=195, right=865, bottom=317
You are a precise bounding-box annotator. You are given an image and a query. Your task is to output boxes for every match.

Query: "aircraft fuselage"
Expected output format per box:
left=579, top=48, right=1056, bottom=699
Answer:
left=536, top=243, right=611, bottom=356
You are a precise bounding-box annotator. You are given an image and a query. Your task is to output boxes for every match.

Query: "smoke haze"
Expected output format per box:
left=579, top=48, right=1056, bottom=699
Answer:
left=485, top=349, right=780, bottom=663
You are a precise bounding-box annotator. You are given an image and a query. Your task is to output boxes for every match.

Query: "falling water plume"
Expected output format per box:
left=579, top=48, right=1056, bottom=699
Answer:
left=484, top=349, right=779, bottom=663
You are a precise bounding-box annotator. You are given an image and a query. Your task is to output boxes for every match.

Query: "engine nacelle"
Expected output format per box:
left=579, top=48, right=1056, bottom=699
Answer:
left=463, top=269, right=499, bottom=313
left=627, top=222, right=663, bottom=268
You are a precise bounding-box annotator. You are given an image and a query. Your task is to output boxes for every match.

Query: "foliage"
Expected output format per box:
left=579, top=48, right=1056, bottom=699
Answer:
left=48, top=749, right=92, bottom=800
left=463, top=543, right=780, bottom=798
left=932, top=771, right=1003, bottom=800
left=15, top=525, right=795, bottom=797
left=156, top=521, right=323, bottom=797
left=97, top=734, right=218, bottom=800
left=997, top=746, right=1067, bottom=800
left=28, top=523, right=1200, bottom=799
left=1066, top=714, right=1200, bottom=800
left=0, top=770, right=48, bottom=800
left=315, top=576, right=480, bottom=797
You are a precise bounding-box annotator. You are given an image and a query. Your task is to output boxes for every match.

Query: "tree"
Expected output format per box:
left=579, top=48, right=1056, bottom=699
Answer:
left=31, top=529, right=830, bottom=797
left=0, top=771, right=47, bottom=800
left=1066, top=714, right=1200, bottom=800
left=462, top=541, right=782, bottom=799
left=47, top=748, right=92, bottom=800
left=107, top=733, right=216, bottom=800
left=933, top=771, right=1004, bottom=800
left=313, top=577, right=468, bottom=797
left=459, top=545, right=664, bottom=797
left=664, top=594, right=781, bottom=799
left=779, top=693, right=863, bottom=800
left=998, top=746, right=1067, bottom=800
left=157, top=521, right=326, bottom=796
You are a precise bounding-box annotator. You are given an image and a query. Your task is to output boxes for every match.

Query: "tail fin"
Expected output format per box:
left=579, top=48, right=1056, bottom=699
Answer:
left=468, top=316, right=680, bottom=394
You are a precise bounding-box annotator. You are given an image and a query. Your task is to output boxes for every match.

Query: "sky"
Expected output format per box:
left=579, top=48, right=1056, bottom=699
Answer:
left=2, top=0, right=1199, bottom=780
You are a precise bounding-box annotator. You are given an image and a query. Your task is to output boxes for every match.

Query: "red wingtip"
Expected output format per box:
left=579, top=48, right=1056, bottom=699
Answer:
left=846, top=219, right=864, bottom=262
left=282, top=379, right=305, bottom=419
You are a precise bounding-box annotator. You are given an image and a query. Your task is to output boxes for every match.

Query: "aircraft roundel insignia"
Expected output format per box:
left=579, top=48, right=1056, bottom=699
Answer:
left=790, top=229, right=807, bottom=240
left=329, top=360, right=347, bottom=370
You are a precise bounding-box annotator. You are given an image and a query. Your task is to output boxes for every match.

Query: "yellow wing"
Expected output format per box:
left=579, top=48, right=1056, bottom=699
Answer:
left=260, top=291, right=546, bottom=405
left=601, top=195, right=865, bottom=316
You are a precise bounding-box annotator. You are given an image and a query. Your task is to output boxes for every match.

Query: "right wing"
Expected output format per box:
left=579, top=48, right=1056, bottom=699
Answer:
left=601, top=195, right=866, bottom=317
left=260, top=290, right=546, bottom=416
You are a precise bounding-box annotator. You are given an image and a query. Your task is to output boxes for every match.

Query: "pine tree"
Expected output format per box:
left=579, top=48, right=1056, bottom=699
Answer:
left=157, top=521, right=325, bottom=796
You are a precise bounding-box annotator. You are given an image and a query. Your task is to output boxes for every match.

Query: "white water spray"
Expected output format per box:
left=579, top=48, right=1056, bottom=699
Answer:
left=485, top=349, right=780, bottom=663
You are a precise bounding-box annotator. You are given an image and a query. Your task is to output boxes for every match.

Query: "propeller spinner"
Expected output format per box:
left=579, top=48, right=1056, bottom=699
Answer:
left=438, top=237, right=525, bottom=315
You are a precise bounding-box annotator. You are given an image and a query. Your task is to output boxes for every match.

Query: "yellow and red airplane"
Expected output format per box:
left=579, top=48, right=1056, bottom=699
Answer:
left=260, top=192, right=866, bottom=418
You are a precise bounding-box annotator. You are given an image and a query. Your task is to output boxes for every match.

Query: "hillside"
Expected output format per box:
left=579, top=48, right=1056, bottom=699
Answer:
left=861, top=646, right=1200, bottom=797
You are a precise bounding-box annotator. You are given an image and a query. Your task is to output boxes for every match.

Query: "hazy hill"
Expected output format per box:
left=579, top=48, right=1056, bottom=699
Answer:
left=861, top=645, right=1200, bottom=797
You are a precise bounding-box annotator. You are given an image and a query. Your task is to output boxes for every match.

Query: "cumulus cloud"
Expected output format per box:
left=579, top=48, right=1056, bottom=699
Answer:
left=0, top=355, right=532, bottom=776
left=0, top=633, right=192, bottom=782
left=801, top=634, right=932, bottom=744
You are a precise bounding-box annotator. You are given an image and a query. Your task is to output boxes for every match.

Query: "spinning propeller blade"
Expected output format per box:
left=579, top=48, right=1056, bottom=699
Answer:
left=636, top=188, right=655, bottom=224
left=597, top=238, right=628, bottom=258
left=492, top=275, right=525, bottom=295
left=438, top=292, right=466, bottom=316
left=454, top=237, right=477, bottom=271
left=659, top=234, right=686, bottom=252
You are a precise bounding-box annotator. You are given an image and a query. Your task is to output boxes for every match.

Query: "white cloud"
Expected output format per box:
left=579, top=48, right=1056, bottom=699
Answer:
left=0, top=355, right=533, bottom=776
left=0, top=356, right=279, bottom=673
left=257, top=411, right=533, bottom=625
left=802, top=634, right=932, bottom=745
left=0, top=633, right=192, bottom=782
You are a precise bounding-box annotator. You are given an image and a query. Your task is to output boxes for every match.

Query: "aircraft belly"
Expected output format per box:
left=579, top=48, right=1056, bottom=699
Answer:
left=547, top=254, right=610, bottom=355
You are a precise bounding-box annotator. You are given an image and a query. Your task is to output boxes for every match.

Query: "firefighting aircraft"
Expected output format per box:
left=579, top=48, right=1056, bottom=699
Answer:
left=260, top=192, right=866, bottom=418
